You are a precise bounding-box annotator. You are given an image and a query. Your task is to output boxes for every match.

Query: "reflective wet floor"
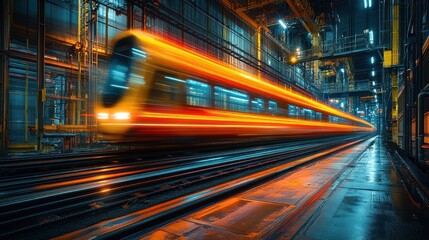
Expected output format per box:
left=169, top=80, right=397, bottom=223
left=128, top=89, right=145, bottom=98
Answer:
left=296, top=138, right=429, bottom=240
left=142, top=138, right=429, bottom=239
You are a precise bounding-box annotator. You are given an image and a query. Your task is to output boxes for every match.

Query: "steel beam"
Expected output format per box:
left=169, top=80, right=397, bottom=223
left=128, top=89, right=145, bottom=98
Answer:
left=235, top=0, right=280, bottom=12
left=1, top=0, right=10, bottom=156
left=127, top=1, right=134, bottom=29
left=218, top=0, right=269, bottom=32
left=284, top=0, right=318, bottom=34
left=36, top=0, right=45, bottom=151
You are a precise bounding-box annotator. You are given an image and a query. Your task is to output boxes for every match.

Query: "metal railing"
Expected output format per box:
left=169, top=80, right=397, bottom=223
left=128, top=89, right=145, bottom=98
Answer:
left=297, top=33, right=371, bottom=62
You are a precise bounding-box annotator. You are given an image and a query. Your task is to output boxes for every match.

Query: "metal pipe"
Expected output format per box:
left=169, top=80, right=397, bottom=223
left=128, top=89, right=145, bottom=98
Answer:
left=415, top=0, right=423, bottom=160
left=1, top=0, right=10, bottom=156
left=36, top=0, right=45, bottom=151
left=105, top=5, right=108, bottom=47
left=127, top=1, right=134, bottom=30
left=76, top=0, right=82, bottom=126
left=417, top=89, right=429, bottom=167
left=25, top=39, right=29, bottom=144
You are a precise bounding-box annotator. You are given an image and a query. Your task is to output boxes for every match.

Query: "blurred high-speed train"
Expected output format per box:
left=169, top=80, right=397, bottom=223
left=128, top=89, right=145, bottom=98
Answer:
left=96, top=31, right=375, bottom=142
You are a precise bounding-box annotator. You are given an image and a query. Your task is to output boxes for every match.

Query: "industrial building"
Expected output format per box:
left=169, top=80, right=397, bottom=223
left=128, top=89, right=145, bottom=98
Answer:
left=1, top=0, right=429, bottom=239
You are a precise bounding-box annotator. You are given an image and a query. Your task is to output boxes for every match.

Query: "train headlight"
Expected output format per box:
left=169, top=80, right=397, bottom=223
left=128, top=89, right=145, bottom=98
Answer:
left=113, top=112, right=130, bottom=120
left=97, top=112, right=109, bottom=120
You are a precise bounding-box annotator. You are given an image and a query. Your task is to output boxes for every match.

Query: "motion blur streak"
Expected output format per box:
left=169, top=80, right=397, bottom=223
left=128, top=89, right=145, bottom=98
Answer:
left=96, top=30, right=375, bottom=141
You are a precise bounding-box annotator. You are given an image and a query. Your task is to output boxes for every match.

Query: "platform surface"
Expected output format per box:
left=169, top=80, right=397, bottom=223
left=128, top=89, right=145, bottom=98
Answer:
left=296, top=138, right=429, bottom=240
left=142, top=138, right=429, bottom=239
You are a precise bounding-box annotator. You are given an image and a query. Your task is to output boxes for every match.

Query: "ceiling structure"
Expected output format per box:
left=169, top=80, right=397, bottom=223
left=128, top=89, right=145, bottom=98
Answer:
left=225, top=0, right=382, bottom=90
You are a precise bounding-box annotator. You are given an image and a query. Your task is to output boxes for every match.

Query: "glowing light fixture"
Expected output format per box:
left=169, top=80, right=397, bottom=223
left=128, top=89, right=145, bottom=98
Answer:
left=369, top=0, right=372, bottom=7
left=371, top=70, right=375, bottom=76
left=114, top=112, right=130, bottom=120
left=279, top=19, right=287, bottom=29
left=340, top=68, right=345, bottom=73
left=364, top=0, right=368, bottom=8
left=289, top=55, right=298, bottom=64
left=371, top=56, right=374, bottom=64
left=372, top=81, right=375, bottom=86
left=97, top=112, right=109, bottom=120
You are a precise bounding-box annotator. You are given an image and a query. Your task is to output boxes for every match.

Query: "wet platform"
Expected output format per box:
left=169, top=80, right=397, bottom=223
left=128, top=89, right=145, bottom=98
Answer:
left=295, top=138, right=429, bottom=240
left=143, top=137, right=429, bottom=239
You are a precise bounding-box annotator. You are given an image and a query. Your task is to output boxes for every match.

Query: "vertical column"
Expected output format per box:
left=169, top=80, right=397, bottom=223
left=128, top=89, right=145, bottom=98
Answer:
left=127, top=1, right=134, bottom=30
left=312, top=34, right=319, bottom=82
left=142, top=2, right=147, bottom=31
left=1, top=0, right=10, bottom=156
left=36, top=0, right=45, bottom=151
left=415, top=0, right=423, bottom=161
left=256, top=26, right=262, bottom=79
left=404, top=72, right=410, bottom=152
left=391, top=70, right=398, bottom=144
left=75, top=0, right=82, bottom=126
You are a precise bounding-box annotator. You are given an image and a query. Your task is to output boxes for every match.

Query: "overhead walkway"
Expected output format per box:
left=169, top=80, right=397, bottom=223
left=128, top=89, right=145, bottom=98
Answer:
left=297, top=33, right=383, bottom=63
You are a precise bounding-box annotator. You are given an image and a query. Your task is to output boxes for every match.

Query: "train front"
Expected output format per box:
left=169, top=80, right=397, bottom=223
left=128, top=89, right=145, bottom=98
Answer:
left=96, top=32, right=150, bottom=141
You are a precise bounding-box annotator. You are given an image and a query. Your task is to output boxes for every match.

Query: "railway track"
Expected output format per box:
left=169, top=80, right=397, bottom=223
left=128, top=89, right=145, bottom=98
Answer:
left=0, top=135, right=371, bottom=238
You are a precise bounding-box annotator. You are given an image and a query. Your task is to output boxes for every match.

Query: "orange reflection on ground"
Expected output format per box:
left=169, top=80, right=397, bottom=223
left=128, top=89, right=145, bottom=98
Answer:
left=34, top=168, right=158, bottom=190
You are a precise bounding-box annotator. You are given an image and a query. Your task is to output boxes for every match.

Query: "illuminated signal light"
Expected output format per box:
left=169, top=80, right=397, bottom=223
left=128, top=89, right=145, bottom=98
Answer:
left=114, top=112, right=131, bottom=120
left=289, top=55, right=298, bottom=64
left=97, top=112, right=109, bottom=119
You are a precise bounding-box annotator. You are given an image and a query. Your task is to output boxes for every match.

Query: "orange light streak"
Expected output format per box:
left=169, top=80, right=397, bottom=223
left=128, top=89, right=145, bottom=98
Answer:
left=126, top=31, right=374, bottom=130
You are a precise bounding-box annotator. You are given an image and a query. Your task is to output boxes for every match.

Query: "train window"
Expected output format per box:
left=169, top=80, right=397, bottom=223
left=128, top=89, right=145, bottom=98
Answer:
left=268, top=101, right=278, bottom=115
left=288, top=104, right=299, bottom=118
left=214, top=86, right=228, bottom=110
left=148, top=73, right=185, bottom=106
left=229, top=89, right=249, bottom=112
left=186, top=80, right=211, bottom=107
left=329, top=115, right=340, bottom=123
left=102, top=36, right=136, bottom=107
left=251, top=98, right=264, bottom=113
left=301, top=108, right=314, bottom=120
left=315, top=112, right=322, bottom=121
left=214, top=86, right=249, bottom=112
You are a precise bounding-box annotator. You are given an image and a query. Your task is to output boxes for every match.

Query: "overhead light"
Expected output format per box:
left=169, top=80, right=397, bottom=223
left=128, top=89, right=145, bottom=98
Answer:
left=372, top=81, right=375, bottom=86
left=364, top=0, right=368, bottom=8
left=375, top=95, right=377, bottom=99
left=371, top=56, right=375, bottom=64
left=279, top=19, right=287, bottom=29
left=371, top=70, right=375, bottom=76
left=373, top=89, right=377, bottom=93
left=296, top=47, right=300, bottom=52
left=341, top=68, right=345, bottom=73
left=369, top=0, right=372, bottom=8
